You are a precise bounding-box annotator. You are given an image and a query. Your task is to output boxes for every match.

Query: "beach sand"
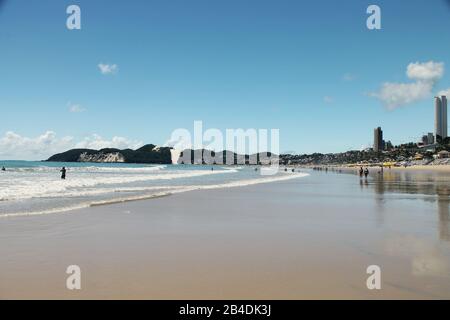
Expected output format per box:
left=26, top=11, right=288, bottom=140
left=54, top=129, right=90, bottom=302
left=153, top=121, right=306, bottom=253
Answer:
left=1, top=170, right=450, bottom=299
left=307, top=164, right=450, bottom=173
left=394, top=165, right=450, bottom=172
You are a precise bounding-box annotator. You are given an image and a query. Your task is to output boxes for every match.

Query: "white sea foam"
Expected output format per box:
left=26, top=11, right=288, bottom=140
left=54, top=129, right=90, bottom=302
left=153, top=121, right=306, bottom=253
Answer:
left=0, top=168, right=237, bottom=201
left=0, top=172, right=309, bottom=218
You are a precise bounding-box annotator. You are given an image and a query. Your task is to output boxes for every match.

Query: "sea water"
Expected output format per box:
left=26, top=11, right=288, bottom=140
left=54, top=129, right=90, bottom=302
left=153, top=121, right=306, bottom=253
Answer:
left=0, top=161, right=306, bottom=217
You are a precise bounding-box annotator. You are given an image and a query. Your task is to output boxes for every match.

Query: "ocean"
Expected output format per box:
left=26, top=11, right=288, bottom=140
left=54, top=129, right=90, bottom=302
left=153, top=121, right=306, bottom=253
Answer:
left=0, top=161, right=306, bottom=217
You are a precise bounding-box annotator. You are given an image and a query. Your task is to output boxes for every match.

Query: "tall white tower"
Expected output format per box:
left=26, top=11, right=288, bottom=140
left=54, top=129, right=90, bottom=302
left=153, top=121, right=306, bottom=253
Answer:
left=442, top=96, right=448, bottom=139
left=435, top=96, right=448, bottom=140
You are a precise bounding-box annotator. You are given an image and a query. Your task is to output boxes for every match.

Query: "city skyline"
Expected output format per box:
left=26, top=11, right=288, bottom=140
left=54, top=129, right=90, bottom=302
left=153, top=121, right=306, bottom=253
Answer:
left=374, top=94, right=448, bottom=151
left=1, top=0, right=450, bottom=160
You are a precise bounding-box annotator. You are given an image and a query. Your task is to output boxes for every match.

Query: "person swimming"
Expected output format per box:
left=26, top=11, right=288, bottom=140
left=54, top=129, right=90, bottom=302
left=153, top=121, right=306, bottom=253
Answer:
left=60, top=167, right=67, bottom=180
left=1, top=166, right=5, bottom=171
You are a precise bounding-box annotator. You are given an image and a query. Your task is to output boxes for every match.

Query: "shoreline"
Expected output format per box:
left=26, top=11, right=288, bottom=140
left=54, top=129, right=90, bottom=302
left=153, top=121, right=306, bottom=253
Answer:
left=299, top=164, right=450, bottom=173
left=0, top=171, right=309, bottom=219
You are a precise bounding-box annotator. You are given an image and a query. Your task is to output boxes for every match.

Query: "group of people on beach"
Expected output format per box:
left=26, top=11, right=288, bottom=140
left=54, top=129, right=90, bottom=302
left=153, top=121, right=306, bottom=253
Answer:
left=359, top=167, right=369, bottom=178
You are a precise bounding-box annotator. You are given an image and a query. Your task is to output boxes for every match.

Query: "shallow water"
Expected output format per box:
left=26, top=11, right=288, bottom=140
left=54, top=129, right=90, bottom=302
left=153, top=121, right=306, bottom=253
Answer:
left=0, top=161, right=300, bottom=217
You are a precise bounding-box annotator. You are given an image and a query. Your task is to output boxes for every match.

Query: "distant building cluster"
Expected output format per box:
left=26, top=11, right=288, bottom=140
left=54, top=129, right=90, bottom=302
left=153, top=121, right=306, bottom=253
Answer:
left=373, top=95, right=448, bottom=151
left=373, top=127, right=392, bottom=152
left=421, top=132, right=435, bottom=146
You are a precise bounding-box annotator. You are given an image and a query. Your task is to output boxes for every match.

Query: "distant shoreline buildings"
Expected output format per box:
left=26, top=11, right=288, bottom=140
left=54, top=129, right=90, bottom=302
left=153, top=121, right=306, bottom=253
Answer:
left=373, top=95, right=448, bottom=151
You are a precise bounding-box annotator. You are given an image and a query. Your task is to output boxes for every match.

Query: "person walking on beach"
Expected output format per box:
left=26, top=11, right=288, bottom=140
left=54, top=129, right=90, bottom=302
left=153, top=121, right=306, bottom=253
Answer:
left=359, top=167, right=364, bottom=178
left=60, top=167, right=67, bottom=180
left=364, top=168, right=369, bottom=178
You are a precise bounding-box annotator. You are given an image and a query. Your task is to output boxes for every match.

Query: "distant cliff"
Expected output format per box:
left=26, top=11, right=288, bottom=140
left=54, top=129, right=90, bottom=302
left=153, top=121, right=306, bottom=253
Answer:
left=47, top=144, right=173, bottom=164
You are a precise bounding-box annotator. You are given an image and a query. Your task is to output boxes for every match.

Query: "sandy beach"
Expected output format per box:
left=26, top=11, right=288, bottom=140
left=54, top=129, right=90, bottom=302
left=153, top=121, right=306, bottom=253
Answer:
left=393, top=165, right=450, bottom=172
left=306, top=164, right=450, bottom=173
left=1, top=169, right=449, bottom=300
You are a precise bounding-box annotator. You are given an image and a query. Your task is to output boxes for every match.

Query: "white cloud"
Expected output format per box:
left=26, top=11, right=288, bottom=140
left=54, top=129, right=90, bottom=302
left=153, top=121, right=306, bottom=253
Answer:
left=75, top=134, right=142, bottom=150
left=68, top=102, right=85, bottom=113
left=98, top=63, right=118, bottom=75
left=370, top=61, right=444, bottom=110
left=0, top=131, right=73, bottom=160
left=0, top=131, right=142, bottom=160
left=406, top=61, right=444, bottom=82
left=370, top=81, right=433, bottom=111
left=437, top=88, right=450, bottom=97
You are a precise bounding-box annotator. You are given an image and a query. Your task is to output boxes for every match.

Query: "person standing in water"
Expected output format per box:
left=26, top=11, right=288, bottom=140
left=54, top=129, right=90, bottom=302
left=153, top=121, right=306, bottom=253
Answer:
left=1, top=166, right=5, bottom=171
left=364, top=168, right=369, bottom=178
left=60, top=167, right=67, bottom=180
left=359, top=167, right=363, bottom=178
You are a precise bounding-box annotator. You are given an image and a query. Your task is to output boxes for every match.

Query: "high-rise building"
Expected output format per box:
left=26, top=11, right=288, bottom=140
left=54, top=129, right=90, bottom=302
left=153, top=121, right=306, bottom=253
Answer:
left=435, top=96, right=448, bottom=140
left=385, top=140, right=393, bottom=151
left=427, top=132, right=435, bottom=145
left=422, top=135, right=429, bottom=146
left=374, top=127, right=383, bottom=152
left=443, top=96, right=448, bottom=138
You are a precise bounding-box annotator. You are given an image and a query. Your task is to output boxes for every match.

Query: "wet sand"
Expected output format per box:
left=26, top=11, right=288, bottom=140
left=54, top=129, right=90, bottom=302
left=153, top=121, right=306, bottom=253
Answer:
left=306, top=164, right=450, bottom=173
left=394, top=165, right=450, bottom=172
left=1, top=170, right=450, bottom=299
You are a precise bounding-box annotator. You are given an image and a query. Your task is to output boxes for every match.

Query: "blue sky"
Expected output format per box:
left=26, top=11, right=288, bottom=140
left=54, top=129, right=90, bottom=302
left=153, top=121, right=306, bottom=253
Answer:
left=1, top=0, right=450, bottom=159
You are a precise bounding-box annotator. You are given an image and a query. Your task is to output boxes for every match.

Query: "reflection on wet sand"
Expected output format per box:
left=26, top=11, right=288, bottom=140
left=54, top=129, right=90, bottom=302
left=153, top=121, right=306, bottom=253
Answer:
left=355, top=169, right=450, bottom=241
left=438, top=195, right=450, bottom=241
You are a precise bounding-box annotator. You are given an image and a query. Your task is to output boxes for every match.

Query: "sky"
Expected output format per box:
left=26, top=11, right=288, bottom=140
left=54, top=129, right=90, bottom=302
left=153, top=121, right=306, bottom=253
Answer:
left=1, top=0, right=450, bottom=160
